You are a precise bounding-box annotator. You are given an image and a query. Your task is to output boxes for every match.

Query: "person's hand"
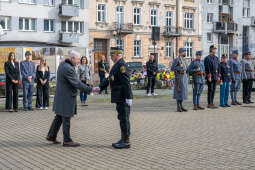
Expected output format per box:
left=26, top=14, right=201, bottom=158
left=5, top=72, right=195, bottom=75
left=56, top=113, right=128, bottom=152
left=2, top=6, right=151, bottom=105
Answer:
left=44, top=80, right=47, bottom=84
left=92, top=87, right=100, bottom=93
left=12, top=80, right=16, bottom=83
left=153, top=72, right=156, bottom=76
left=208, top=77, right=212, bottom=82
left=197, top=67, right=200, bottom=71
left=28, top=77, right=32, bottom=83
left=125, top=99, right=132, bottom=106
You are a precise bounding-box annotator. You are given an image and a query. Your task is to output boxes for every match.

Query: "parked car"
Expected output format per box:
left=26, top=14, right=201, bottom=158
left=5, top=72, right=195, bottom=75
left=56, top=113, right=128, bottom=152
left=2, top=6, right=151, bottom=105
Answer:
left=0, top=73, right=6, bottom=90
left=126, top=62, right=143, bottom=74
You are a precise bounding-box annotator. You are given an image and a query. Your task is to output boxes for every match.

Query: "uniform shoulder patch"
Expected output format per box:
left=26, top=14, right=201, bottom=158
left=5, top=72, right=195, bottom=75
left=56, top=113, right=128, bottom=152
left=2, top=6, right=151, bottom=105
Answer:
left=120, top=65, right=126, bottom=73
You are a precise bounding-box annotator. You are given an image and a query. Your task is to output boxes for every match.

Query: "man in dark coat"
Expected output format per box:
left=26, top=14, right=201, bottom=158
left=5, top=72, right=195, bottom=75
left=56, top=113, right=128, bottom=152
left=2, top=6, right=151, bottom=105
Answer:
left=146, top=54, right=158, bottom=96
left=99, top=47, right=133, bottom=149
left=204, top=44, right=220, bottom=109
left=46, top=50, right=98, bottom=147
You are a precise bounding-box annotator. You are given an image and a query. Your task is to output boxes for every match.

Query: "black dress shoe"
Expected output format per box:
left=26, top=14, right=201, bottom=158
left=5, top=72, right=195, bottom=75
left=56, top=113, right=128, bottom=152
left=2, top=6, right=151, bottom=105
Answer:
left=244, top=101, right=250, bottom=104
left=248, top=101, right=254, bottom=104
left=46, top=136, right=61, bottom=144
left=112, top=139, right=130, bottom=149
left=177, top=107, right=183, bottom=112
left=225, top=104, right=231, bottom=107
left=220, top=105, right=226, bottom=107
left=28, top=108, right=34, bottom=111
left=63, top=141, right=80, bottom=147
left=181, top=107, right=188, bottom=112
left=13, top=109, right=18, bottom=112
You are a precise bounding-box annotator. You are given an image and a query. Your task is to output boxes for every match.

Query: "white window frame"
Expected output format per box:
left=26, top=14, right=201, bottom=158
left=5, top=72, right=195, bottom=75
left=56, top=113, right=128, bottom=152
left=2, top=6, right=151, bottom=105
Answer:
left=61, top=21, right=84, bottom=34
left=166, top=11, right=173, bottom=27
left=116, top=6, right=124, bottom=25
left=117, top=39, right=125, bottom=56
left=166, top=41, right=172, bottom=58
left=44, top=19, right=54, bottom=32
left=207, top=13, right=213, bottom=23
left=134, top=40, right=141, bottom=57
left=19, top=0, right=36, bottom=4
left=133, top=7, right=141, bottom=25
left=97, top=3, right=106, bottom=23
left=44, top=0, right=55, bottom=6
left=19, top=18, right=36, bottom=32
left=207, top=0, right=213, bottom=4
left=0, top=16, right=11, bottom=30
left=184, top=42, right=193, bottom=58
left=62, top=0, right=84, bottom=8
left=207, top=33, right=212, bottom=42
left=184, top=13, right=194, bottom=29
left=150, top=9, right=158, bottom=26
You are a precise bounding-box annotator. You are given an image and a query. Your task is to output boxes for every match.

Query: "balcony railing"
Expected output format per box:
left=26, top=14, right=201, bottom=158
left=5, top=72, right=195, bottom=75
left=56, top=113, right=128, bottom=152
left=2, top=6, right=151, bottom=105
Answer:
left=213, top=22, right=238, bottom=34
left=59, top=4, right=79, bottom=17
left=59, top=33, right=79, bottom=43
left=112, top=22, right=134, bottom=34
left=163, top=26, right=182, bottom=37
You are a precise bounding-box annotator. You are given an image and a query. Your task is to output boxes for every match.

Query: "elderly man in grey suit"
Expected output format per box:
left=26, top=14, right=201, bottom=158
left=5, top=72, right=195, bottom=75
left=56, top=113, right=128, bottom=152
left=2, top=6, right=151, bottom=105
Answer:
left=46, top=51, right=99, bottom=147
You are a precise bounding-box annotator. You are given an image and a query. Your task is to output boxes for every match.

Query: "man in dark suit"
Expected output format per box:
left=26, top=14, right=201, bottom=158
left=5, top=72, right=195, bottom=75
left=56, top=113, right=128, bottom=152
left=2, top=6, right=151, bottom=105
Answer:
left=4, top=52, right=20, bottom=112
left=46, top=50, right=99, bottom=147
left=99, top=47, right=133, bottom=149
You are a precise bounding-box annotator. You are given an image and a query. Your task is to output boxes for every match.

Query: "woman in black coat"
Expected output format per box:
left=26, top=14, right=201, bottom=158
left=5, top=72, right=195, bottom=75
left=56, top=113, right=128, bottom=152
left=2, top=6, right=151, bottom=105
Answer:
left=4, top=52, right=20, bottom=112
left=36, top=57, right=50, bottom=110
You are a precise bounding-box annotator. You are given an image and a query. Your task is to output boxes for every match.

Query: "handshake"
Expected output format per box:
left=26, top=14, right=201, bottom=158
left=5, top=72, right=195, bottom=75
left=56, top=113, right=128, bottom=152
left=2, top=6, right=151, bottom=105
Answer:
left=92, top=86, right=101, bottom=93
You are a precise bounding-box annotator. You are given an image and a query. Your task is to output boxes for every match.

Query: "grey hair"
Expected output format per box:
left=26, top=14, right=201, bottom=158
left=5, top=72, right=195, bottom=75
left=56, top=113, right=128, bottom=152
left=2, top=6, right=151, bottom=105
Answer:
left=68, top=50, right=80, bottom=59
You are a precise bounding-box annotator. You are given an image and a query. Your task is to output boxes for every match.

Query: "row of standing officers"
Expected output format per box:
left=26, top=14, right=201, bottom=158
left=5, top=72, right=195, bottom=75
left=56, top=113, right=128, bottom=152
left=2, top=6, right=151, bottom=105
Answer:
left=171, top=45, right=254, bottom=112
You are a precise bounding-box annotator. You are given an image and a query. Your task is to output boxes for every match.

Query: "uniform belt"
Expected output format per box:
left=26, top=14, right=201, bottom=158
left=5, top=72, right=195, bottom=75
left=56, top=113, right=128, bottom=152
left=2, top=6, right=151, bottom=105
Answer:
left=245, top=70, right=255, bottom=72
left=195, top=72, right=206, bottom=76
left=178, top=70, right=186, bottom=74
left=234, top=72, right=240, bottom=74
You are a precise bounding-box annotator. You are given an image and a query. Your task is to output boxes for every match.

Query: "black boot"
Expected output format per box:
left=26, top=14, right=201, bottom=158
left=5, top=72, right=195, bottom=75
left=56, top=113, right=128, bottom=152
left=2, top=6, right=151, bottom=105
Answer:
left=112, top=134, right=130, bottom=149
left=177, top=101, right=182, bottom=112
left=180, top=101, right=188, bottom=112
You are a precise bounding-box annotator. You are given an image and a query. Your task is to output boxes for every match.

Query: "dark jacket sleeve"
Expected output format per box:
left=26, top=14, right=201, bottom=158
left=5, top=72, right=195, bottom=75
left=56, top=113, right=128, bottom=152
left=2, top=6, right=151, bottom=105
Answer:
left=4, top=62, right=14, bottom=81
left=36, top=65, right=41, bottom=82
left=120, top=64, right=133, bottom=100
left=65, top=66, right=92, bottom=94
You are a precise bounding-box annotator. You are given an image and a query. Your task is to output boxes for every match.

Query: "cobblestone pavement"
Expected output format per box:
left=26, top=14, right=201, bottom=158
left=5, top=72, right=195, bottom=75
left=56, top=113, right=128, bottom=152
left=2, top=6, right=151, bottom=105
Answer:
left=0, top=92, right=255, bottom=170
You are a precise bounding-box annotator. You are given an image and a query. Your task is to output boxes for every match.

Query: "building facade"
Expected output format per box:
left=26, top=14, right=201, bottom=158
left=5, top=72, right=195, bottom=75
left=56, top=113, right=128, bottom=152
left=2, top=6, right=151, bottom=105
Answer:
left=201, top=0, right=255, bottom=58
left=89, top=0, right=202, bottom=72
left=0, top=0, right=89, bottom=47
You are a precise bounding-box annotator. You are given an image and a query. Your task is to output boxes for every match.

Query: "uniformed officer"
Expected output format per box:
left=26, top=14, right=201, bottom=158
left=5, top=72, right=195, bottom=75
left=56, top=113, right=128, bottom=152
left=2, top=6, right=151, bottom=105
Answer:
left=204, top=44, right=220, bottom=109
left=219, top=54, right=231, bottom=107
left=188, top=51, right=205, bottom=110
left=171, top=48, right=189, bottom=112
left=229, top=50, right=242, bottom=105
left=99, top=47, right=133, bottom=149
left=241, top=50, right=254, bottom=104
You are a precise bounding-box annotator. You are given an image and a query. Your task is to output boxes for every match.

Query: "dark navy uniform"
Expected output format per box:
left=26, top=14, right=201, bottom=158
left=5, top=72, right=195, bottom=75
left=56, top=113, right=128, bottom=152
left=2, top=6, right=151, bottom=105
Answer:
left=100, top=49, right=133, bottom=149
left=188, top=51, right=205, bottom=109
left=241, top=50, right=254, bottom=104
left=219, top=58, right=231, bottom=107
left=204, top=45, right=220, bottom=108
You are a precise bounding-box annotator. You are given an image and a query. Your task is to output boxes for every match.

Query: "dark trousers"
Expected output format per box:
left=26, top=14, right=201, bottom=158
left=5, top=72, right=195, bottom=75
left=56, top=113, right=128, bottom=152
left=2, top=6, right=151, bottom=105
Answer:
left=48, top=115, right=72, bottom=142
left=116, top=103, right=131, bottom=138
left=36, top=84, right=49, bottom=108
left=207, top=80, right=217, bottom=105
left=99, top=75, right=107, bottom=94
left=243, top=79, right=253, bottom=102
left=80, top=80, right=88, bottom=103
left=5, top=81, right=19, bottom=110
left=147, top=76, right=156, bottom=94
